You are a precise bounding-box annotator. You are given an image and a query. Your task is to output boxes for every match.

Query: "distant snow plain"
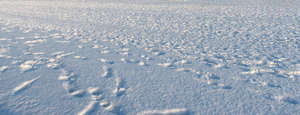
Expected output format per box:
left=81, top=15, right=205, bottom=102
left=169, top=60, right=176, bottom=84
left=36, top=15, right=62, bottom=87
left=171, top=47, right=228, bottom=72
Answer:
left=0, top=0, right=300, bottom=114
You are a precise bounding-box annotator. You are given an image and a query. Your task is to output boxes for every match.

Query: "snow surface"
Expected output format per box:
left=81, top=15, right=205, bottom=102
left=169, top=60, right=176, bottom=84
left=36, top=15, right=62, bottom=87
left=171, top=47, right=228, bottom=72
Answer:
left=0, top=0, right=300, bottom=114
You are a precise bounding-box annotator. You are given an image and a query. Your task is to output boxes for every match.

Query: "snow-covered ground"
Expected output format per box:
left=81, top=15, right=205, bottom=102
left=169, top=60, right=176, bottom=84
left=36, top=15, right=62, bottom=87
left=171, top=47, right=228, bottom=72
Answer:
left=0, top=0, right=300, bottom=114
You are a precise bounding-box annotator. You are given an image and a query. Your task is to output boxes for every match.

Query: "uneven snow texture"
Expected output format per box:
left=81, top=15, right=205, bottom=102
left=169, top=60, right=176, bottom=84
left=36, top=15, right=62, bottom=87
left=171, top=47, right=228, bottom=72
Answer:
left=0, top=0, right=300, bottom=114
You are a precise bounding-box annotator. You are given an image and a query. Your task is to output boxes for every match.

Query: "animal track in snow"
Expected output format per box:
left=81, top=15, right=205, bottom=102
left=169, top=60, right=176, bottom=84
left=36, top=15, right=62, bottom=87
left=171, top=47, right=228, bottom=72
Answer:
left=112, top=77, right=126, bottom=96
left=92, top=44, right=100, bottom=49
left=193, top=71, right=232, bottom=89
left=152, top=51, right=165, bottom=56
left=46, top=58, right=61, bottom=69
left=148, top=49, right=165, bottom=56
left=74, top=56, right=88, bottom=60
left=78, top=45, right=84, bottom=49
left=61, top=82, right=77, bottom=94
left=100, top=50, right=110, bottom=54
left=102, top=65, right=113, bottom=78
left=174, top=59, right=191, bottom=65
left=80, top=86, right=121, bottom=114
left=140, top=55, right=153, bottom=61
left=202, top=58, right=219, bottom=67
left=280, top=97, right=299, bottom=104
left=137, top=61, right=147, bottom=66
left=58, top=69, right=76, bottom=81
left=120, top=57, right=147, bottom=66
left=19, top=60, right=38, bottom=72
left=204, top=72, right=220, bottom=81
left=99, top=58, right=114, bottom=64
left=58, top=69, right=84, bottom=97
left=285, top=64, right=300, bottom=80
left=120, top=58, right=137, bottom=64
left=245, top=77, right=281, bottom=89
left=101, top=101, right=118, bottom=113
left=157, top=62, right=173, bottom=68
left=87, top=87, right=103, bottom=101
left=46, top=63, right=61, bottom=69
left=263, top=94, right=300, bottom=105
left=241, top=67, right=274, bottom=75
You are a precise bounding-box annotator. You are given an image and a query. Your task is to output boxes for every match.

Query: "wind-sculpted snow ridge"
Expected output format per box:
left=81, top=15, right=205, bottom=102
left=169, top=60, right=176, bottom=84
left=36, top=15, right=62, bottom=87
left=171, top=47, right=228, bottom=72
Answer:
left=0, top=0, right=300, bottom=114
left=11, top=76, right=40, bottom=95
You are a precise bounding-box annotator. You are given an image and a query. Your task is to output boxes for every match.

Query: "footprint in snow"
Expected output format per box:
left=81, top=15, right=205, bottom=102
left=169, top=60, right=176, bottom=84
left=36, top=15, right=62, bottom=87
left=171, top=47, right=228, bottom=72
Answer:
left=58, top=69, right=85, bottom=97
